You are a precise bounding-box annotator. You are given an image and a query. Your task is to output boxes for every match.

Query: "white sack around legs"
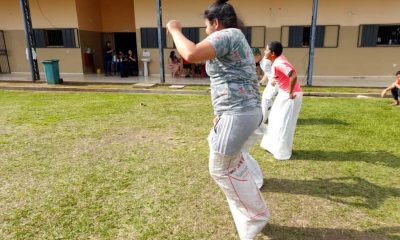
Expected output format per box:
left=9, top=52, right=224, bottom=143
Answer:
left=209, top=151, right=270, bottom=240
left=261, top=81, right=278, bottom=123
left=242, top=124, right=266, bottom=189
left=208, top=110, right=269, bottom=239
left=260, top=90, right=303, bottom=160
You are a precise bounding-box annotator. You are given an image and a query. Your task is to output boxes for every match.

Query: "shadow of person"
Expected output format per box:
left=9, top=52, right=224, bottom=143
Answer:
left=297, top=118, right=349, bottom=126
left=262, top=224, right=399, bottom=240
left=59, top=82, right=89, bottom=87
left=262, top=177, right=400, bottom=209
left=291, top=150, right=399, bottom=168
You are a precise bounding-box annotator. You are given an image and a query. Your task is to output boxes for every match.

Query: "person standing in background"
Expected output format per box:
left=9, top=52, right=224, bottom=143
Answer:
left=168, top=51, right=181, bottom=78
left=104, top=41, right=113, bottom=76
left=127, top=49, right=138, bottom=76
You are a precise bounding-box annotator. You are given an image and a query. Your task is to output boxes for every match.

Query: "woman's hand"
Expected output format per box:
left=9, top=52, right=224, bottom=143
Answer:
left=213, top=116, right=220, bottom=126
left=166, top=20, right=182, bottom=34
left=381, top=90, right=387, bottom=98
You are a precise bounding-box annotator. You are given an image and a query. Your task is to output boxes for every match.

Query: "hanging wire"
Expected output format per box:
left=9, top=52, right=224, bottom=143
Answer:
left=34, top=0, right=57, bottom=28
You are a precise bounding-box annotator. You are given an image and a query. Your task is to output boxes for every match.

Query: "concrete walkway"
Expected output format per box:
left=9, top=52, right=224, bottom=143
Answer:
left=0, top=72, right=392, bottom=99
left=0, top=72, right=394, bottom=87
left=0, top=73, right=210, bottom=85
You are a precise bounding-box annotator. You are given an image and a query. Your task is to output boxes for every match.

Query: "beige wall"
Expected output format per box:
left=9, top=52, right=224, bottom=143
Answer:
left=4, top=30, right=82, bottom=73
left=0, top=0, right=78, bottom=30
left=314, top=27, right=399, bottom=76
left=231, top=0, right=400, bottom=27
left=134, top=0, right=400, bottom=28
left=0, top=0, right=81, bottom=73
left=4, top=30, right=30, bottom=72
left=278, top=26, right=400, bottom=76
left=134, top=0, right=400, bottom=77
left=75, top=0, right=137, bottom=73
left=0, top=1, right=24, bottom=30
left=100, top=0, right=136, bottom=32
left=30, top=0, right=79, bottom=28
left=318, top=0, right=400, bottom=26
left=79, top=31, right=103, bottom=73
left=36, top=48, right=83, bottom=73
left=1, top=0, right=79, bottom=29
left=76, top=0, right=136, bottom=32
left=0, top=0, right=135, bottom=32
left=75, top=0, right=103, bottom=32
left=0, top=0, right=137, bottom=74
left=1, top=0, right=400, bottom=77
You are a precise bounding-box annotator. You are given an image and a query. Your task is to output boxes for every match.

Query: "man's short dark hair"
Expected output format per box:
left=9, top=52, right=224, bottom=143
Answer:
left=268, top=41, right=283, bottom=57
left=396, top=70, right=400, bottom=75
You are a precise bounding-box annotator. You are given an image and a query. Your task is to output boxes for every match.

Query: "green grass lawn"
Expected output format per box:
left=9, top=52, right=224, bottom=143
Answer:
left=0, top=81, right=385, bottom=94
left=155, top=85, right=384, bottom=93
left=0, top=90, right=399, bottom=240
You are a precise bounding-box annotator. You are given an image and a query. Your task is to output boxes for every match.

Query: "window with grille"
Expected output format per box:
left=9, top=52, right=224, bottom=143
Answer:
left=164, top=26, right=265, bottom=49
left=240, top=26, right=267, bottom=48
left=182, top=28, right=199, bottom=44
left=33, top=29, right=79, bottom=48
left=359, top=24, right=400, bottom=47
left=241, top=27, right=252, bottom=46
left=140, top=28, right=166, bottom=48
left=45, top=30, right=63, bottom=47
left=281, top=25, right=339, bottom=48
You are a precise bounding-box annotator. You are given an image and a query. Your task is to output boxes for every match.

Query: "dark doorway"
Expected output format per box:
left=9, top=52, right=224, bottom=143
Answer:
left=114, top=32, right=138, bottom=76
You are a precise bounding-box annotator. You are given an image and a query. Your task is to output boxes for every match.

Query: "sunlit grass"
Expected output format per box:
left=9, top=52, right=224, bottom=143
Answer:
left=0, top=90, right=399, bottom=239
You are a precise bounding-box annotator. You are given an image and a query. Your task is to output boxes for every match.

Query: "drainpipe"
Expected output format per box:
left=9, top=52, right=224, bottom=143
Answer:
left=307, top=0, right=318, bottom=86
left=20, top=0, right=40, bottom=82
left=156, top=0, right=165, bottom=83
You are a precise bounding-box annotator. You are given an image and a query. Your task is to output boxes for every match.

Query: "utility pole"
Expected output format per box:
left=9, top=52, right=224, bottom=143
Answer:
left=307, top=0, right=318, bottom=86
left=20, top=0, right=40, bottom=82
left=156, top=0, right=165, bottom=83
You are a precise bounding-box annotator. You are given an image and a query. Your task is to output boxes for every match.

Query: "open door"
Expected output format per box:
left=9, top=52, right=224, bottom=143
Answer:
left=114, top=32, right=138, bottom=76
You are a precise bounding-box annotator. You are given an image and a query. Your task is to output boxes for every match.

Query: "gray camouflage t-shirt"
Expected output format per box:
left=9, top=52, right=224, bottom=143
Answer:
left=206, top=28, right=261, bottom=116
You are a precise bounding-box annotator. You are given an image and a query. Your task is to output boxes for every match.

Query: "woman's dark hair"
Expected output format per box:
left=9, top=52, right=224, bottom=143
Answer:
left=204, top=0, right=238, bottom=28
left=396, top=70, right=400, bottom=75
left=268, top=41, right=283, bottom=57
left=169, top=51, right=176, bottom=59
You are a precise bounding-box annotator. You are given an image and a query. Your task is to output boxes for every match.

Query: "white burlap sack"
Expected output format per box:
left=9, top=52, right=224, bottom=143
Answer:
left=242, top=124, right=266, bottom=189
left=260, top=90, right=302, bottom=160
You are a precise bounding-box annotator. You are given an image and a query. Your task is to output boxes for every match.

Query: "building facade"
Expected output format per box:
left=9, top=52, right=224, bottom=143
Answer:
left=0, top=0, right=136, bottom=75
left=0, top=0, right=399, bottom=84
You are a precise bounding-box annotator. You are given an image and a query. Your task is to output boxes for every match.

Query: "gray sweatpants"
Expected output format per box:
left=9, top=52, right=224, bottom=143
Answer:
left=208, top=108, right=270, bottom=240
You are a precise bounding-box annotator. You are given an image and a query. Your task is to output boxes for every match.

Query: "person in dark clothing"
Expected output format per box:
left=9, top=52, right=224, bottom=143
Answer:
left=119, top=51, right=128, bottom=78
left=127, top=49, right=138, bottom=76
left=104, top=41, right=113, bottom=76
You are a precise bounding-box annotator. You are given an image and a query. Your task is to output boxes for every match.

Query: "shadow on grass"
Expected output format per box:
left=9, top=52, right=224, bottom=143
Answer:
left=262, top=225, right=399, bottom=240
left=60, top=82, right=89, bottom=86
left=297, top=118, right=349, bottom=125
left=292, top=150, right=399, bottom=168
left=262, top=177, right=400, bottom=209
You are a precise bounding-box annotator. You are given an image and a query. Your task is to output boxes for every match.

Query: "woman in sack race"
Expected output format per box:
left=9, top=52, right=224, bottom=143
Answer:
left=166, top=0, right=269, bottom=239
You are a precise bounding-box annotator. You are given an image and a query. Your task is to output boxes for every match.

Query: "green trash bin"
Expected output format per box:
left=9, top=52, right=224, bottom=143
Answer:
left=42, top=59, right=61, bottom=84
